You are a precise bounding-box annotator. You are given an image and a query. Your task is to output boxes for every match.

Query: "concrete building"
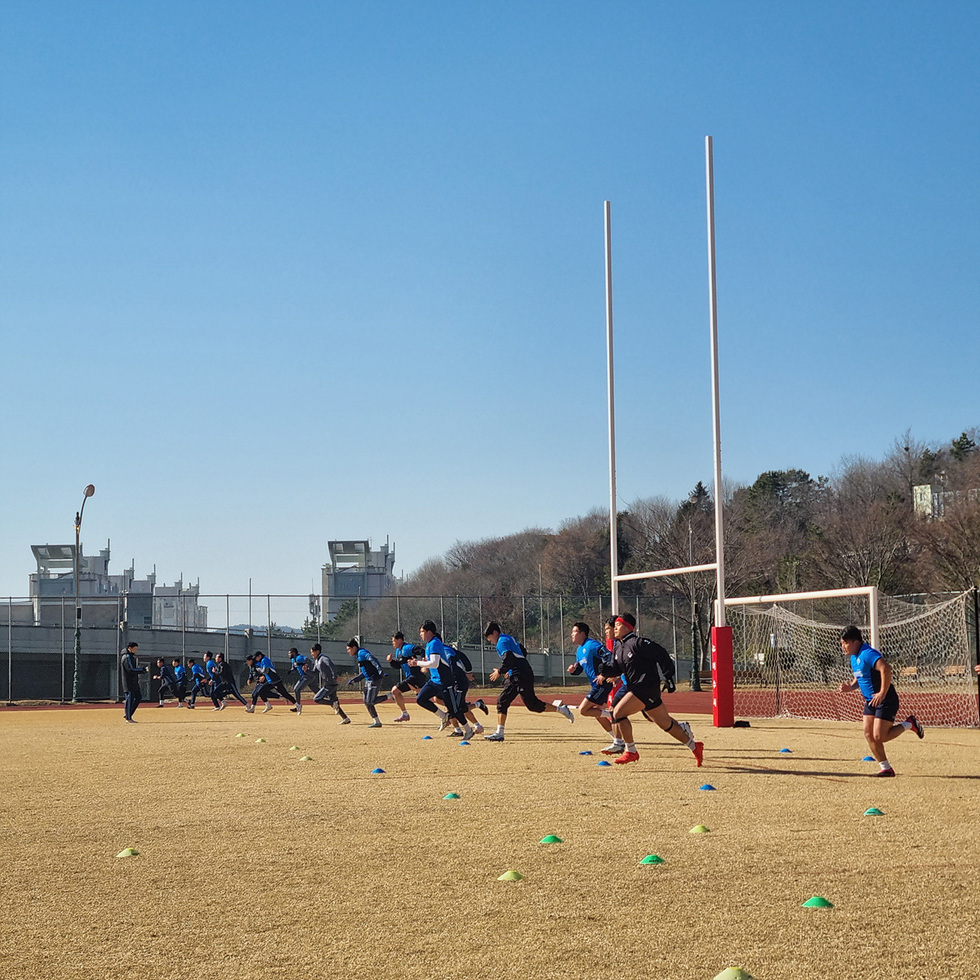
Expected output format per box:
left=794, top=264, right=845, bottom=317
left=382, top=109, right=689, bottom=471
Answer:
left=27, top=541, right=207, bottom=629
left=321, top=538, right=395, bottom=620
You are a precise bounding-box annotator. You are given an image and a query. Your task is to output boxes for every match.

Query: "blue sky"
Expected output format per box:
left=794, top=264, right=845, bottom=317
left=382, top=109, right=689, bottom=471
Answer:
left=2, top=1, right=977, bottom=598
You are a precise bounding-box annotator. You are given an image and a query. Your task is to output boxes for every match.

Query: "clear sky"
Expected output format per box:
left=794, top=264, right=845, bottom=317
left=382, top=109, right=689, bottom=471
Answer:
left=2, top=1, right=977, bottom=598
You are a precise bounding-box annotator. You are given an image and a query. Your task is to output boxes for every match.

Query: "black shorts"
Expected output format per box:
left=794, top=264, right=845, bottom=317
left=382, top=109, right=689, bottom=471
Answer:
left=863, top=686, right=899, bottom=721
left=395, top=677, right=423, bottom=694
left=627, top=684, right=663, bottom=713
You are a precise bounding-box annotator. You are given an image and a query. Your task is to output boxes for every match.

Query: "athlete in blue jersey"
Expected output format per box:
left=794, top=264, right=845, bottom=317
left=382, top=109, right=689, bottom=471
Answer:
left=346, top=638, right=388, bottom=727
left=838, top=625, right=923, bottom=777
left=387, top=631, right=426, bottom=722
left=172, top=660, right=187, bottom=702
left=287, top=647, right=315, bottom=713
left=246, top=652, right=299, bottom=713
left=410, top=621, right=473, bottom=738
left=152, top=657, right=186, bottom=707
left=566, top=623, right=614, bottom=736
left=187, top=658, right=210, bottom=708
left=482, top=621, right=573, bottom=742
left=208, top=653, right=249, bottom=710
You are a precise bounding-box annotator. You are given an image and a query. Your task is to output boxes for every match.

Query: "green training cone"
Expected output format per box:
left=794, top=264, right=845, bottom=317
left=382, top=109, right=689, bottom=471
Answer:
left=116, top=848, right=139, bottom=858
left=639, top=854, right=665, bottom=865
left=300, top=756, right=313, bottom=761
left=289, top=745, right=300, bottom=751
left=497, top=870, right=524, bottom=881
left=690, top=824, right=710, bottom=834
left=443, top=792, right=461, bottom=800
left=864, top=807, right=884, bottom=816
left=255, top=738, right=266, bottom=743
left=802, top=896, right=834, bottom=908
left=714, top=969, right=755, bottom=980
left=235, top=733, right=246, bottom=738
left=539, top=835, right=563, bottom=844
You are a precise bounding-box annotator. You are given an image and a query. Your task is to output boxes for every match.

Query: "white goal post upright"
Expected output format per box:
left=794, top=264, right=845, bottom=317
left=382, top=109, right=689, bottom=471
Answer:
left=604, top=136, right=735, bottom=727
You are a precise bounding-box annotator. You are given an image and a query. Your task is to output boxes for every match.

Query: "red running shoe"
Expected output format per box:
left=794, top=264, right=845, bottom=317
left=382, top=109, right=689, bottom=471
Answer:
left=875, top=767, right=896, bottom=777
left=906, top=715, right=924, bottom=739
left=693, top=741, right=704, bottom=767
left=613, top=750, right=640, bottom=765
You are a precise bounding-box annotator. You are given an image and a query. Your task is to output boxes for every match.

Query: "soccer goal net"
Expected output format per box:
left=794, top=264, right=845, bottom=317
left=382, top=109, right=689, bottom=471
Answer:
left=726, top=588, right=978, bottom=728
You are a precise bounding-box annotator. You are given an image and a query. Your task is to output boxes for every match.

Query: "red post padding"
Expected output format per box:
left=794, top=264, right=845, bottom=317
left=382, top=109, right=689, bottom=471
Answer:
left=711, top=625, right=734, bottom=728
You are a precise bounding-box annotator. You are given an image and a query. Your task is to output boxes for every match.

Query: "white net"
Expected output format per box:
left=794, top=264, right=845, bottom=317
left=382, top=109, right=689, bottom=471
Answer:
left=729, top=590, right=978, bottom=728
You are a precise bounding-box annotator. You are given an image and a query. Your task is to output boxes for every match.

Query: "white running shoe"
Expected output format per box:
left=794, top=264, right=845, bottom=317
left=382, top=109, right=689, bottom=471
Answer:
left=339, top=717, right=351, bottom=725
left=472, top=723, right=484, bottom=734
left=245, top=704, right=254, bottom=713
left=558, top=704, right=574, bottom=724
left=462, top=726, right=474, bottom=740
left=262, top=704, right=273, bottom=713
left=437, top=711, right=450, bottom=732
left=600, top=742, right=625, bottom=755
left=393, top=712, right=410, bottom=722
left=484, top=731, right=505, bottom=742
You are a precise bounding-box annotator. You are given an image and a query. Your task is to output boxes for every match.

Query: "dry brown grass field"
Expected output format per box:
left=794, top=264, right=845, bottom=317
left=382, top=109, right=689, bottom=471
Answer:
left=2, top=695, right=978, bottom=980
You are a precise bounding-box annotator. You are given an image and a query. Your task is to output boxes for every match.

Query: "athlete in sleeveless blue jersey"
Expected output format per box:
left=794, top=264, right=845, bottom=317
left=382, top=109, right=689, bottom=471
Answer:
left=347, top=638, right=388, bottom=727
left=839, top=625, right=923, bottom=776
left=482, top=621, right=573, bottom=741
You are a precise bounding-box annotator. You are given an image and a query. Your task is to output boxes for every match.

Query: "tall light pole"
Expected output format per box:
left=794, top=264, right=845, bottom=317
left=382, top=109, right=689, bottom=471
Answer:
left=72, top=484, right=96, bottom=702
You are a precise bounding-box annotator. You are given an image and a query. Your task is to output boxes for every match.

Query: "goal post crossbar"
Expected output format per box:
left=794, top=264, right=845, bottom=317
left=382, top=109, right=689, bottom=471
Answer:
left=613, top=562, right=718, bottom=584
left=721, top=586, right=879, bottom=649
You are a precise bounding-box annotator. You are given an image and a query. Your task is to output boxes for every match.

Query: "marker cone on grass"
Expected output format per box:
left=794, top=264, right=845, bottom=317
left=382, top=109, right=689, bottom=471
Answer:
left=639, top=854, right=664, bottom=865
left=690, top=824, right=710, bottom=834
left=497, top=870, right=523, bottom=881
left=864, top=807, right=884, bottom=816
left=802, top=896, right=834, bottom=908
left=371, top=768, right=385, bottom=774
left=443, top=792, right=461, bottom=800
left=116, top=848, right=139, bottom=858
left=714, top=969, right=754, bottom=980
left=539, top=835, right=562, bottom=844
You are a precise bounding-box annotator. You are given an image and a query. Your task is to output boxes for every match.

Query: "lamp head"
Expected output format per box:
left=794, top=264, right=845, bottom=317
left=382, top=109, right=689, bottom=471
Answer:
left=83, top=485, right=95, bottom=498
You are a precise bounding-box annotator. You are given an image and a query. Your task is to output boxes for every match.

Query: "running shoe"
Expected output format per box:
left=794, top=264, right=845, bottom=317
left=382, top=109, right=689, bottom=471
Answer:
left=472, top=724, right=484, bottom=735
left=157, top=703, right=164, bottom=708
left=906, top=715, right=924, bottom=739
left=437, top=713, right=450, bottom=732
left=339, top=717, right=351, bottom=725
left=693, top=741, right=704, bottom=767
left=262, top=704, right=273, bottom=713
left=558, top=704, right=575, bottom=724
left=295, top=703, right=301, bottom=714
left=393, top=712, right=410, bottom=722
left=613, top=750, right=640, bottom=764
left=448, top=729, right=464, bottom=737
left=368, top=719, right=382, bottom=729
left=244, top=704, right=254, bottom=713
left=875, top=767, right=896, bottom=777
left=475, top=699, right=489, bottom=716
left=484, top=732, right=505, bottom=742
left=600, top=743, right=625, bottom=755
left=186, top=704, right=195, bottom=709
left=462, top=726, right=474, bottom=740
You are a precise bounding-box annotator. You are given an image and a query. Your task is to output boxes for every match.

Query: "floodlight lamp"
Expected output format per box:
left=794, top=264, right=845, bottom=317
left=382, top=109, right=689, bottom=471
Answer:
left=83, top=484, right=96, bottom=498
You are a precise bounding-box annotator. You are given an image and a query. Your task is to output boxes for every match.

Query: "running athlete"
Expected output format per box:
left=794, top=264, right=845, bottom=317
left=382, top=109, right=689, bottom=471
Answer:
left=838, top=625, right=923, bottom=777
left=208, top=653, right=249, bottom=709
left=152, top=657, right=185, bottom=707
left=387, top=632, right=426, bottom=722
left=187, top=658, right=210, bottom=708
left=566, top=623, right=613, bottom=736
left=247, top=651, right=299, bottom=714
left=287, top=647, right=316, bottom=713
left=410, top=621, right=473, bottom=739
left=596, top=613, right=702, bottom=766
left=445, top=644, right=486, bottom=736
left=310, top=644, right=350, bottom=724
left=346, top=638, right=388, bottom=727
left=172, top=659, right=188, bottom=702
left=482, top=622, right=573, bottom=742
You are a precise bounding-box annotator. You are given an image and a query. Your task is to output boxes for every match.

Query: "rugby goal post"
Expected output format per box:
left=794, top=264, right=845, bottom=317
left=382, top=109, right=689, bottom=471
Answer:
left=605, top=137, right=735, bottom=727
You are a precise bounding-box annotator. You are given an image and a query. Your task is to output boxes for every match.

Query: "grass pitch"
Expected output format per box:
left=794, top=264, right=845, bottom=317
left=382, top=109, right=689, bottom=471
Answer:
left=1, top=699, right=977, bottom=980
